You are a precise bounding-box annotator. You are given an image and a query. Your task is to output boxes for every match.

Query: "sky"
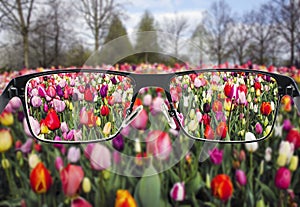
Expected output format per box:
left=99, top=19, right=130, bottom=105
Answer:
left=121, top=0, right=269, bottom=34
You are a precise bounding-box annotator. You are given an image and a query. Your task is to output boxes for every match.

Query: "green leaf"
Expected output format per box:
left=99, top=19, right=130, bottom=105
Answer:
left=185, top=172, right=203, bottom=195
left=255, top=178, right=276, bottom=201
left=134, top=164, right=161, bottom=207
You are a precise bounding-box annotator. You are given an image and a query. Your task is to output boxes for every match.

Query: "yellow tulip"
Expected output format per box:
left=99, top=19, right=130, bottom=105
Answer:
left=277, top=154, right=287, bottom=167
left=82, top=177, right=91, bottom=193
left=103, top=122, right=112, bottom=135
left=115, top=190, right=137, bottom=207
left=0, top=129, right=13, bottom=153
left=0, top=112, right=14, bottom=126
left=289, top=156, right=299, bottom=172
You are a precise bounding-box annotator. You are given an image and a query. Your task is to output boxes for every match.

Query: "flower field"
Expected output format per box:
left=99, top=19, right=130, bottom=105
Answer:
left=0, top=63, right=300, bottom=207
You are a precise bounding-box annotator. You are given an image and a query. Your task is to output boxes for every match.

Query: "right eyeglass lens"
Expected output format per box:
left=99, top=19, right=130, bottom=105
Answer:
left=170, top=71, right=279, bottom=142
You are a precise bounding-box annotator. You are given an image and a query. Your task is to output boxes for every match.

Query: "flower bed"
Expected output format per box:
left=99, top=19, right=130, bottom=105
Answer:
left=0, top=63, right=300, bottom=206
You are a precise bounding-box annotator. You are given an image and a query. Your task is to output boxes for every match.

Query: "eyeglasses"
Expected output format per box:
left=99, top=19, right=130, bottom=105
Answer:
left=1, top=68, right=299, bottom=144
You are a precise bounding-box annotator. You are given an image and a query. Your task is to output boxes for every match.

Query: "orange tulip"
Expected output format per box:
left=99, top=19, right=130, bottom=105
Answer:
left=211, top=174, right=233, bottom=201
left=115, top=190, right=137, bottom=207
left=30, top=162, right=52, bottom=194
left=0, top=111, right=14, bottom=126
left=260, top=102, right=272, bottom=116
left=281, top=95, right=292, bottom=112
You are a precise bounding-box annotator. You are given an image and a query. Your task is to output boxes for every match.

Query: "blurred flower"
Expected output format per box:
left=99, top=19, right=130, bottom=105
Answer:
left=28, top=153, right=40, bottom=169
left=285, top=128, right=300, bottom=149
left=131, top=109, right=148, bottom=130
left=203, top=103, right=211, bottom=113
left=146, top=130, right=172, bottom=160
left=277, top=141, right=294, bottom=166
left=216, top=122, right=227, bottom=139
left=82, top=177, right=91, bottom=194
left=67, top=147, right=81, bottom=163
left=0, top=111, right=14, bottom=126
left=211, top=174, right=233, bottom=201
left=71, top=196, right=92, bottom=207
left=235, top=169, right=247, bottom=186
left=260, top=102, right=272, bottom=116
left=56, top=85, right=64, bottom=97
left=281, top=95, right=292, bottom=112
left=55, top=156, right=64, bottom=171
left=209, top=148, right=223, bottom=165
left=143, top=94, right=152, bottom=106
left=90, top=143, right=111, bottom=170
left=60, top=122, right=69, bottom=133
left=255, top=122, right=263, bottom=135
left=0, top=129, right=13, bottom=153
left=103, top=122, right=112, bottom=135
left=275, top=167, right=291, bottom=190
left=100, top=105, right=110, bottom=116
left=84, top=88, right=94, bottom=102
left=60, top=164, right=84, bottom=197
left=30, top=162, right=52, bottom=194
left=204, top=125, right=214, bottom=139
left=115, top=190, right=137, bottom=207
left=289, top=156, right=298, bottom=172
left=19, top=138, right=33, bottom=154
left=283, top=119, right=293, bottom=131
left=245, top=132, right=258, bottom=152
left=45, top=109, right=61, bottom=130
left=1, top=158, right=10, bottom=169
left=10, top=97, right=22, bottom=110
left=170, top=182, right=185, bottom=201
left=212, top=100, right=223, bottom=112
left=46, top=85, right=56, bottom=98
left=112, top=134, right=124, bottom=151
left=264, top=147, right=272, bottom=162
left=151, top=96, right=164, bottom=115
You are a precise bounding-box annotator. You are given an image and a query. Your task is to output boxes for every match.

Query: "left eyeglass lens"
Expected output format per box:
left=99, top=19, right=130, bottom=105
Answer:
left=170, top=71, right=279, bottom=142
left=25, top=72, right=134, bottom=142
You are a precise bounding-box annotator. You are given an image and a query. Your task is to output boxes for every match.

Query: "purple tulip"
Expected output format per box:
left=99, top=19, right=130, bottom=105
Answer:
left=275, top=167, right=291, bottom=190
left=65, top=130, right=75, bottom=141
left=235, top=169, right=247, bottom=186
left=38, top=85, right=46, bottom=97
left=31, top=96, right=42, bottom=108
left=203, top=103, right=211, bottom=113
left=53, top=136, right=63, bottom=149
left=17, top=111, right=25, bottom=122
left=255, top=122, right=263, bottom=134
left=19, top=138, right=33, bottom=154
left=67, top=147, right=81, bottom=163
left=56, top=85, right=64, bottom=97
left=110, top=76, right=117, bottom=85
left=283, top=119, right=293, bottom=131
left=100, top=84, right=108, bottom=98
left=170, top=182, right=185, bottom=201
left=112, top=134, right=124, bottom=151
left=90, top=143, right=111, bottom=171
left=209, top=148, right=223, bottom=165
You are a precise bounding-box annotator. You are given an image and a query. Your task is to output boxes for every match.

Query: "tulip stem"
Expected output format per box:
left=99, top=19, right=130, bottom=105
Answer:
left=249, top=152, right=254, bottom=198
left=2, top=153, right=14, bottom=196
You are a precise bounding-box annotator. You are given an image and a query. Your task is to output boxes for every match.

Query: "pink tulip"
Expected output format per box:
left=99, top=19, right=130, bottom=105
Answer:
left=170, top=182, right=185, bottom=201
left=23, top=116, right=40, bottom=137
left=43, top=103, right=48, bottom=113
left=47, top=86, right=56, bottom=98
left=90, top=143, right=111, bottom=170
left=31, top=96, right=42, bottom=108
left=53, top=136, right=63, bottom=149
left=10, top=97, right=22, bottom=110
left=130, top=109, right=148, bottom=130
left=67, top=147, right=81, bottom=163
left=53, top=99, right=66, bottom=113
left=150, top=96, right=164, bottom=115
left=275, top=167, right=291, bottom=190
left=38, top=85, right=46, bottom=97
left=60, top=122, right=69, bottom=133
left=60, top=164, right=84, bottom=197
left=71, top=197, right=92, bottom=207
left=146, top=130, right=172, bottom=160
left=235, top=169, right=247, bottom=186
left=55, top=156, right=64, bottom=171
left=143, top=94, right=152, bottom=106
left=209, top=148, right=223, bottom=165
left=19, top=138, right=33, bottom=154
left=84, top=143, right=95, bottom=160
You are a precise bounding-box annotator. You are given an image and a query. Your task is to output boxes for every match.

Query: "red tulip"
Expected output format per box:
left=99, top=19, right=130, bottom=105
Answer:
left=260, top=102, right=272, bottom=116
left=46, top=86, right=56, bottom=98
left=212, top=100, right=223, bottom=112
left=45, top=109, right=61, bottom=130
left=60, top=164, right=84, bottom=197
left=211, top=174, right=233, bottom=201
left=84, top=88, right=94, bottom=102
left=286, top=128, right=300, bottom=149
left=146, top=130, right=172, bottom=160
left=216, top=122, right=227, bottom=139
left=30, top=162, right=52, bottom=194
left=237, top=84, right=247, bottom=94
left=80, top=109, right=97, bottom=127
left=204, top=125, right=214, bottom=139
left=100, top=105, right=110, bottom=116
left=71, top=197, right=92, bottom=207
left=254, top=82, right=261, bottom=90
left=275, top=167, right=291, bottom=190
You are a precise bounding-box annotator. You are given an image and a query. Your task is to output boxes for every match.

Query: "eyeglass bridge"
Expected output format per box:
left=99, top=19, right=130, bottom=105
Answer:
left=278, top=85, right=295, bottom=97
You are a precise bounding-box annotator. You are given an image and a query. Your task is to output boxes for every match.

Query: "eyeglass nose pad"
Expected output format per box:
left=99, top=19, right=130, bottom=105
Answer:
left=121, top=105, right=143, bottom=128
left=161, top=102, right=177, bottom=129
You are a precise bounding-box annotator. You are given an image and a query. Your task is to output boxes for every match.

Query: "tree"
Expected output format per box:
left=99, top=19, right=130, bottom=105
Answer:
left=202, top=0, right=233, bottom=65
left=0, top=0, right=36, bottom=68
left=134, top=10, right=161, bottom=63
left=76, top=0, right=121, bottom=51
left=191, top=23, right=209, bottom=66
left=269, top=0, right=300, bottom=65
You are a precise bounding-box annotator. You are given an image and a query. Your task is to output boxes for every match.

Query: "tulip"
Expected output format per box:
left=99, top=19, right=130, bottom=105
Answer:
left=216, top=122, right=227, bottom=139
left=281, top=95, right=292, bottom=112
left=1, top=158, right=10, bottom=169
left=60, top=122, right=69, bottom=133
left=286, top=128, right=300, bottom=149
left=202, top=114, right=211, bottom=126
left=19, top=138, right=33, bottom=154
left=235, top=169, right=247, bottom=186
left=67, top=147, right=81, bottom=163
left=84, top=88, right=94, bottom=102
left=209, top=148, right=223, bottom=165
left=0, top=111, right=14, bottom=126
left=143, top=94, right=152, bottom=106
left=100, top=105, right=110, bottom=116
left=277, top=141, right=294, bottom=166
left=30, top=96, right=42, bottom=108
left=100, top=84, right=108, bottom=98
left=211, top=174, right=233, bottom=201
left=55, top=156, right=64, bottom=171
left=10, top=97, right=22, bottom=110
left=71, top=197, right=92, bottom=207
left=38, top=85, right=46, bottom=97
left=0, top=129, right=13, bottom=153
left=90, top=143, right=111, bottom=171
left=275, top=167, right=291, bottom=190
left=40, top=120, right=49, bottom=134
left=30, top=162, right=52, bottom=194
left=84, top=143, right=95, bottom=159
left=46, top=85, right=56, bottom=98
left=289, top=156, right=298, bottom=171
left=103, top=122, right=112, bottom=135
left=203, top=102, right=211, bottom=113
left=53, top=99, right=66, bottom=113
left=170, top=182, right=185, bottom=201
left=112, top=134, right=124, bottom=151
left=82, top=177, right=91, bottom=193
left=146, top=130, right=172, bottom=160
left=43, top=103, right=48, bottom=113
left=115, top=190, right=137, bottom=207
left=60, top=164, right=84, bottom=197
left=130, top=109, right=148, bottom=130
left=260, top=102, right=272, bottom=116
left=56, top=85, right=64, bottom=97
left=255, top=122, right=263, bottom=134
left=245, top=132, right=258, bottom=152
left=204, top=125, right=214, bottom=139
left=28, top=153, right=40, bottom=168
left=264, top=147, right=272, bottom=162
left=283, top=119, right=293, bottom=131
left=45, top=109, right=61, bottom=130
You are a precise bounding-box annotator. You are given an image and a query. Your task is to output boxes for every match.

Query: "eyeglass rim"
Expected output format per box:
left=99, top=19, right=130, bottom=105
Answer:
left=1, top=68, right=299, bottom=144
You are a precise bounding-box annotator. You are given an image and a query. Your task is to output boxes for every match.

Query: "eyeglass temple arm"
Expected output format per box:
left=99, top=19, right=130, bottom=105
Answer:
left=0, top=80, right=16, bottom=114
